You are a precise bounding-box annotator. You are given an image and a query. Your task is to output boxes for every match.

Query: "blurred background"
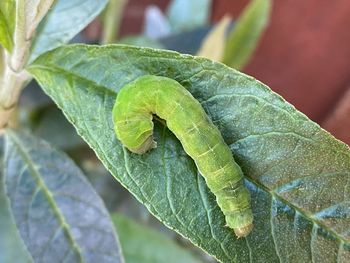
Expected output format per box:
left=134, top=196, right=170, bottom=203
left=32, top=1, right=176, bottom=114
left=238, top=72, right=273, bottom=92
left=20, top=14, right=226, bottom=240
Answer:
left=2, top=1, right=349, bottom=262
left=84, top=0, right=350, bottom=145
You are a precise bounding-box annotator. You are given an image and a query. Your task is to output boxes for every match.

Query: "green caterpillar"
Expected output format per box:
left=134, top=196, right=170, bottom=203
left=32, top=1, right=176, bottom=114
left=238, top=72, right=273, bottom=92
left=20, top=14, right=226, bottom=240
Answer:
left=112, top=75, right=253, bottom=237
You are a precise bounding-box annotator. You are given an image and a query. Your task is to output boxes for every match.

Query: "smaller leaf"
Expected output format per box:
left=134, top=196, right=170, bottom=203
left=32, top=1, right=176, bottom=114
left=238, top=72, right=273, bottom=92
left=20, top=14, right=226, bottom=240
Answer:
left=223, top=0, right=272, bottom=70
left=0, top=0, right=15, bottom=52
left=29, top=0, right=108, bottom=62
left=166, top=0, right=212, bottom=33
left=197, top=15, right=232, bottom=62
left=4, top=130, right=124, bottom=263
left=112, top=213, right=202, bottom=263
left=101, top=0, right=128, bottom=44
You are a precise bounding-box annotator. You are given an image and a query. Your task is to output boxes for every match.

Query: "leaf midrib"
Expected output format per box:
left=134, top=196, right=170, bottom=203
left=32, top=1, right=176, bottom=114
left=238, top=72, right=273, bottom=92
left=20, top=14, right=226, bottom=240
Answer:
left=245, top=175, right=348, bottom=245
left=7, top=131, right=85, bottom=263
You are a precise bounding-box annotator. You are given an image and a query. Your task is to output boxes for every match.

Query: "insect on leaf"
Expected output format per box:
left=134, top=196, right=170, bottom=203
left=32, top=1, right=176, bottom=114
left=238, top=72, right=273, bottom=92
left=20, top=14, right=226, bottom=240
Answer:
left=28, top=45, right=350, bottom=263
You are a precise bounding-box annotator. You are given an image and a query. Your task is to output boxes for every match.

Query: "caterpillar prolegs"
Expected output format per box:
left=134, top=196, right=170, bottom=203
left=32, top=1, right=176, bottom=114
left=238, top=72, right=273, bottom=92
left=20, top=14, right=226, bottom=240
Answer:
left=112, top=75, right=253, bottom=237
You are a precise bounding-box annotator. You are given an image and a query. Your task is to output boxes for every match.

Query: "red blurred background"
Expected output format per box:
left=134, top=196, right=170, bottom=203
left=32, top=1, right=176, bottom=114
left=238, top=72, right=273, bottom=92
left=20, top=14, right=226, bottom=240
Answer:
left=87, top=0, right=350, bottom=145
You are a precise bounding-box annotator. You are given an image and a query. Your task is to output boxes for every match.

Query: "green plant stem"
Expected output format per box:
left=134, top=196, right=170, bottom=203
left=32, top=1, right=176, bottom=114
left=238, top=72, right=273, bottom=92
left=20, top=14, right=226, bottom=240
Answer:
left=0, top=0, right=54, bottom=132
left=101, top=0, right=128, bottom=44
left=0, top=49, right=29, bottom=133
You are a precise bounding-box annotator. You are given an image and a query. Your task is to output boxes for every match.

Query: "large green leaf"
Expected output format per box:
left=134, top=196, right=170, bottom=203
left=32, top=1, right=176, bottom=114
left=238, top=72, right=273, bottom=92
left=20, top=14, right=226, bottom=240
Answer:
left=112, top=213, right=202, bottom=263
left=29, top=0, right=108, bottom=62
left=223, top=0, right=272, bottom=70
left=0, top=0, right=15, bottom=52
left=3, top=130, right=124, bottom=263
left=28, top=44, right=350, bottom=263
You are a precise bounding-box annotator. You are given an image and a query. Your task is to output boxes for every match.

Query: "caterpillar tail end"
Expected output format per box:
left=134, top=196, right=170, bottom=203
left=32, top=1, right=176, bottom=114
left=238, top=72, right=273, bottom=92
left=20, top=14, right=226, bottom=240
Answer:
left=225, top=207, right=254, bottom=238
left=234, top=223, right=253, bottom=238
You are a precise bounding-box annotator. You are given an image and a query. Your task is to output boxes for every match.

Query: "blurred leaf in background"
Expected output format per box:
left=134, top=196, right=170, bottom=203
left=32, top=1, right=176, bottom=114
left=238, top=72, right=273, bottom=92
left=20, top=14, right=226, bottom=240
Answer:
left=112, top=213, right=202, bottom=263
left=144, top=5, right=171, bottom=40
left=101, top=0, right=128, bottom=44
left=30, top=106, right=85, bottom=150
left=82, top=160, right=129, bottom=211
left=166, top=0, right=212, bottom=33
left=0, top=136, right=32, bottom=262
left=197, top=15, right=232, bottom=62
left=3, top=130, right=124, bottom=263
left=222, top=0, right=272, bottom=70
left=197, top=0, right=272, bottom=70
left=120, top=0, right=212, bottom=52
left=132, top=0, right=271, bottom=71
left=159, top=26, right=212, bottom=55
